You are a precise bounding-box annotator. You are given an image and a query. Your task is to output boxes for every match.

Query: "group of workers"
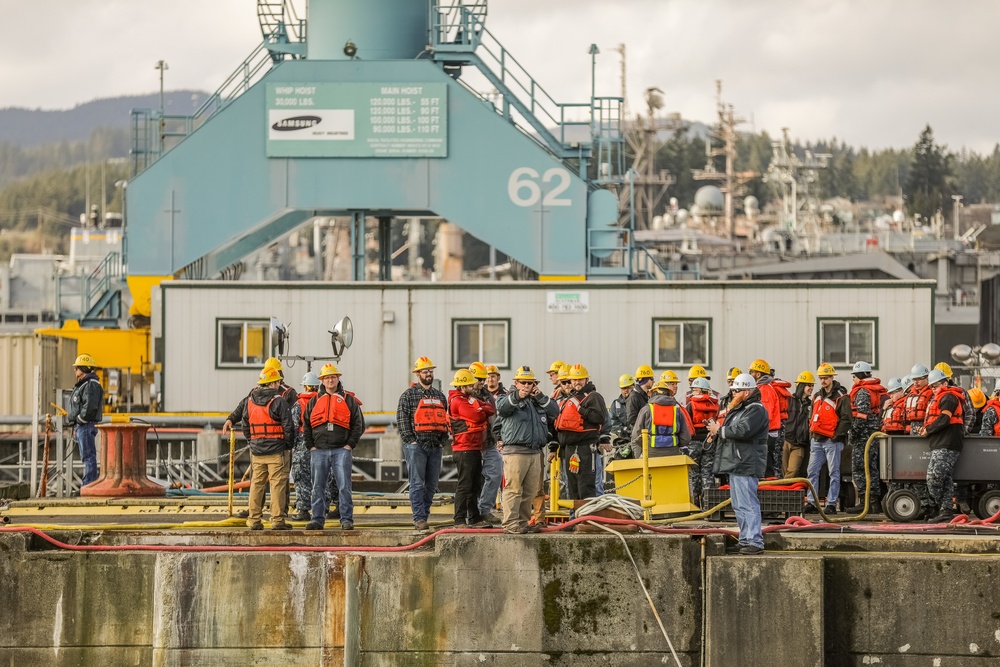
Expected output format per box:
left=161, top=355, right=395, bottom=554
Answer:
left=67, top=348, right=1000, bottom=542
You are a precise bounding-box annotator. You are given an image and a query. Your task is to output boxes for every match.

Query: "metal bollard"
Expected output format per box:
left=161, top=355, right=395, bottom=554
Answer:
left=81, top=423, right=165, bottom=497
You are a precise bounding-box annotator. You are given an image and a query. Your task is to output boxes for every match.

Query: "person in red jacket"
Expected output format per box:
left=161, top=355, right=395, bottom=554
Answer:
left=448, top=369, right=496, bottom=527
left=686, top=376, right=720, bottom=504
left=804, top=363, right=849, bottom=514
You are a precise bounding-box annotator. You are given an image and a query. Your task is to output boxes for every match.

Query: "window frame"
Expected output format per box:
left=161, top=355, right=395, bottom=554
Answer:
left=451, top=318, right=511, bottom=370
left=651, top=317, right=712, bottom=369
left=817, top=317, right=878, bottom=369
left=215, top=317, right=272, bottom=370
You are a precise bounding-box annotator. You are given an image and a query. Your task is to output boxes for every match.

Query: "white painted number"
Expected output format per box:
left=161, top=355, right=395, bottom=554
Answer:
left=508, top=167, right=573, bottom=207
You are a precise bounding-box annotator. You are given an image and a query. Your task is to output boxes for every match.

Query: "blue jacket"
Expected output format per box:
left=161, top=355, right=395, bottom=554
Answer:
left=713, top=390, right=769, bottom=477
left=496, top=390, right=558, bottom=452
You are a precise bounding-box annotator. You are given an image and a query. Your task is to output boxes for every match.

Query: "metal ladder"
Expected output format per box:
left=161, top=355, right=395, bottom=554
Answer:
left=257, top=0, right=306, bottom=62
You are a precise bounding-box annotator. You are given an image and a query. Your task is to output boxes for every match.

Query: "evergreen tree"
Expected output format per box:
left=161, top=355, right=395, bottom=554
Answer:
left=904, top=125, right=955, bottom=220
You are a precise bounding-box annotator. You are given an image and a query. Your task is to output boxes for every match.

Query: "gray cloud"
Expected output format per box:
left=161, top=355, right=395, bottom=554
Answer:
left=4, top=0, right=996, bottom=152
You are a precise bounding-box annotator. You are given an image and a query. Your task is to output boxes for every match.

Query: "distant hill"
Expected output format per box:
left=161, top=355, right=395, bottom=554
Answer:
left=0, top=90, right=211, bottom=147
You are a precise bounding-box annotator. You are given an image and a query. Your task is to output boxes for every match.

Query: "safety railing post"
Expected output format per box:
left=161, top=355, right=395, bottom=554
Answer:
left=642, top=428, right=652, bottom=522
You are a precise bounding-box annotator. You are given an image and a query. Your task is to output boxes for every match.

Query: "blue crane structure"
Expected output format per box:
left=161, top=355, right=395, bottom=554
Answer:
left=125, top=0, right=636, bottom=283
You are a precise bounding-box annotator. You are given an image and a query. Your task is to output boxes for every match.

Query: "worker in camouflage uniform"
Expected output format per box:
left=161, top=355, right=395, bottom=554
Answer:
left=917, top=368, right=965, bottom=522
left=844, top=361, right=886, bottom=514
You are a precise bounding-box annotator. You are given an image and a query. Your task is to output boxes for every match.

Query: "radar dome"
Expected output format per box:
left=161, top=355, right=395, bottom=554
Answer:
left=694, top=186, right=724, bottom=212
left=744, top=196, right=759, bottom=213
left=689, top=205, right=701, bottom=217
left=675, top=209, right=689, bottom=225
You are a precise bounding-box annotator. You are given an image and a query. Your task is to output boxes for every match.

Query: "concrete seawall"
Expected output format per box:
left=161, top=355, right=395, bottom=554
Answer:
left=1, top=530, right=999, bottom=665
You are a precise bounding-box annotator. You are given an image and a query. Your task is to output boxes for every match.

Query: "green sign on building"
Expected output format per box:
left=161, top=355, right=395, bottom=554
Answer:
left=266, top=83, right=448, bottom=158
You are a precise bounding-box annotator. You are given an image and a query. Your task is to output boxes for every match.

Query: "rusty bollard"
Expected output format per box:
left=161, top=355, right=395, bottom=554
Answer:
left=81, top=423, right=165, bottom=497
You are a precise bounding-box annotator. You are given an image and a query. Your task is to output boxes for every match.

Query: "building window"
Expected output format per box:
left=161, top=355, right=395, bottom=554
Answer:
left=217, top=319, right=270, bottom=368
left=653, top=319, right=710, bottom=367
left=819, top=318, right=877, bottom=368
left=452, top=319, right=510, bottom=369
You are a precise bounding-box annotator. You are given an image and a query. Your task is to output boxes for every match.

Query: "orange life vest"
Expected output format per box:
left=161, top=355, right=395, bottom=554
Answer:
left=904, top=385, right=934, bottom=423
left=810, top=392, right=841, bottom=439
left=984, top=398, right=1000, bottom=436
left=413, top=394, right=449, bottom=433
left=248, top=397, right=283, bottom=441
left=849, top=378, right=887, bottom=420
left=650, top=402, right=683, bottom=447
left=773, top=379, right=792, bottom=422
left=881, top=394, right=907, bottom=434
left=924, top=386, right=965, bottom=428
left=309, top=392, right=356, bottom=430
left=687, top=393, right=719, bottom=432
left=295, top=391, right=317, bottom=432
left=555, top=392, right=598, bottom=433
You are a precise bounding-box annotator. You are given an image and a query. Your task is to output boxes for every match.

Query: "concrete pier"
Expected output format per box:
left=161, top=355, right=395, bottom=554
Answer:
left=1, top=529, right=999, bottom=665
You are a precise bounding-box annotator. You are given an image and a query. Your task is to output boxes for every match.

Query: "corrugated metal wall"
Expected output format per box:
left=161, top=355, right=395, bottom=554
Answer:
left=160, top=281, right=935, bottom=413
left=0, top=334, right=77, bottom=417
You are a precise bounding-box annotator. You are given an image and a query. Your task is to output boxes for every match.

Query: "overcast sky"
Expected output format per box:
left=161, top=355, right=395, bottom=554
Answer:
left=4, top=0, right=997, bottom=153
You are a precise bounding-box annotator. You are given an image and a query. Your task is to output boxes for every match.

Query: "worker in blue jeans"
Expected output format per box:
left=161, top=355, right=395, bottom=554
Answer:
left=67, top=353, right=104, bottom=486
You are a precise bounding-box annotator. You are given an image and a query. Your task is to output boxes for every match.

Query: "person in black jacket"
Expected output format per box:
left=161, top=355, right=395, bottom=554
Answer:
left=782, top=371, right=814, bottom=479
left=706, top=373, right=770, bottom=555
left=916, top=369, right=965, bottom=522
left=550, top=364, right=608, bottom=500
left=67, top=353, right=104, bottom=486
left=303, top=364, right=365, bottom=531
left=241, top=367, right=295, bottom=530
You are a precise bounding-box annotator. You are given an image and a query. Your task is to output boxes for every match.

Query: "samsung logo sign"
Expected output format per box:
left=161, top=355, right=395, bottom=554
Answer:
left=271, top=116, right=322, bottom=131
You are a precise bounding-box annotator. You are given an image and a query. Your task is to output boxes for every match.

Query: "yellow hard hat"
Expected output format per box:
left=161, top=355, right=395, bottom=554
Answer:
left=933, top=362, right=954, bottom=379
left=548, top=359, right=566, bottom=373
left=513, top=366, right=537, bottom=381
left=688, top=365, right=709, bottom=380
left=264, top=357, right=283, bottom=373
left=468, top=361, right=488, bottom=380
left=557, top=365, right=571, bottom=381
left=816, top=363, right=836, bottom=377
left=618, top=373, right=635, bottom=388
left=659, top=369, right=679, bottom=383
left=451, top=369, right=477, bottom=387
left=568, top=363, right=589, bottom=380
left=969, top=387, right=987, bottom=409
left=749, top=359, right=771, bottom=375
left=635, top=365, right=654, bottom=380
left=412, top=356, right=436, bottom=372
left=486, top=365, right=500, bottom=376
left=796, top=370, right=817, bottom=385
left=653, top=379, right=674, bottom=393
left=726, top=367, right=742, bottom=381
left=258, top=366, right=282, bottom=385
left=73, top=353, right=97, bottom=368
left=318, top=363, right=341, bottom=379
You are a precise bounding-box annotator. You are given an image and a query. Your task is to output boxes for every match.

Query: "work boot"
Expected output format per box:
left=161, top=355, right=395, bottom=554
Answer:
left=414, top=520, right=430, bottom=531
left=930, top=510, right=957, bottom=524
left=844, top=505, right=865, bottom=515
left=271, top=523, right=292, bottom=531
left=870, top=501, right=883, bottom=514
left=236, top=509, right=250, bottom=519
left=327, top=508, right=341, bottom=521
left=291, top=510, right=311, bottom=522
left=802, top=503, right=818, bottom=514
left=248, top=522, right=264, bottom=531
left=739, top=545, right=764, bottom=555
left=305, top=521, right=324, bottom=530
left=341, top=521, right=354, bottom=531
left=503, top=525, right=527, bottom=535
left=467, top=519, right=491, bottom=528
left=524, top=523, right=543, bottom=534
left=823, top=504, right=838, bottom=515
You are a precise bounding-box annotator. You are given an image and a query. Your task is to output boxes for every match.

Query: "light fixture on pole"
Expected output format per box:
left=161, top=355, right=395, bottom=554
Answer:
left=950, top=343, right=1000, bottom=387
left=154, top=60, right=169, bottom=116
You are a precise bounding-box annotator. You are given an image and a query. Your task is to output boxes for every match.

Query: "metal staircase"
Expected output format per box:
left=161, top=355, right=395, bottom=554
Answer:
left=257, top=0, right=306, bottom=62
left=56, top=251, right=125, bottom=327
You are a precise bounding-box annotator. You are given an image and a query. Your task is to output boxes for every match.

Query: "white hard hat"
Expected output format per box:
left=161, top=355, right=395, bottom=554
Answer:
left=301, top=371, right=319, bottom=386
left=927, top=369, right=948, bottom=385
left=732, top=373, right=757, bottom=390
left=910, top=364, right=930, bottom=378
left=852, top=360, right=872, bottom=374
left=691, top=377, right=711, bottom=390
left=885, top=377, right=902, bottom=393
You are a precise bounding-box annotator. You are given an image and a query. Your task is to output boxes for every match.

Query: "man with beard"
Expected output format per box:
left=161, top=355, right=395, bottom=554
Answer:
left=550, top=364, right=608, bottom=500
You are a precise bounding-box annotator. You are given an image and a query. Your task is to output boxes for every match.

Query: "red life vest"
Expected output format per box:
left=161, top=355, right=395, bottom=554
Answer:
left=650, top=402, right=684, bottom=447
left=309, top=391, right=358, bottom=430
left=773, top=379, right=792, bottom=422
left=924, top=386, right=965, bottom=428
left=904, top=385, right=933, bottom=423
left=248, top=397, right=283, bottom=441
left=295, top=391, right=317, bottom=432
left=555, top=392, right=598, bottom=433
left=810, top=392, right=841, bottom=438
left=881, top=393, right=907, bottom=434
left=849, top=378, right=887, bottom=420
left=413, top=393, right=449, bottom=433
left=687, top=393, right=719, bottom=432
left=984, top=399, right=1000, bottom=436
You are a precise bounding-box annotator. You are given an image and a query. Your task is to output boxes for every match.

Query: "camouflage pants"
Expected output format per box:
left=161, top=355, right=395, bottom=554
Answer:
left=292, top=441, right=339, bottom=512
left=850, top=429, right=882, bottom=503
left=922, top=448, right=960, bottom=515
